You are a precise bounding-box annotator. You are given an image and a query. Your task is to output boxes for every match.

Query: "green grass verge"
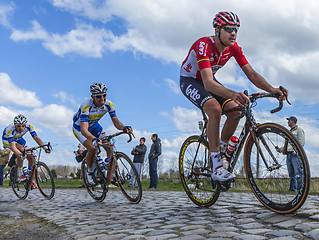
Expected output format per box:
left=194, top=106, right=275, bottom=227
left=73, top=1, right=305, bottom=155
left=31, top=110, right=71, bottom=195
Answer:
left=1, top=178, right=318, bottom=194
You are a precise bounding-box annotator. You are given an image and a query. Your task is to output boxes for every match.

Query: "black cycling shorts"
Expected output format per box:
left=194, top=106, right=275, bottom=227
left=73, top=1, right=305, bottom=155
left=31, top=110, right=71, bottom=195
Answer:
left=180, top=76, right=231, bottom=110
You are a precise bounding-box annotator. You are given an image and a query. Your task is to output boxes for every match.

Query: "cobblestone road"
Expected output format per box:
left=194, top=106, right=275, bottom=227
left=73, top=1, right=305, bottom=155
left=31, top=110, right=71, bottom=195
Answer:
left=1, top=188, right=319, bottom=240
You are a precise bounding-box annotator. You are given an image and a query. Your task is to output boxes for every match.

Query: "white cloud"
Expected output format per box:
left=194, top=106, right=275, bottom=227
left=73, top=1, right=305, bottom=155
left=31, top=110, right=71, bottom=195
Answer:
left=30, top=104, right=74, bottom=138
left=0, top=73, right=42, bottom=107
left=8, top=0, right=319, bottom=102
left=50, top=0, right=111, bottom=23
left=165, top=78, right=180, bottom=95
left=0, top=106, right=16, bottom=126
left=0, top=2, right=14, bottom=28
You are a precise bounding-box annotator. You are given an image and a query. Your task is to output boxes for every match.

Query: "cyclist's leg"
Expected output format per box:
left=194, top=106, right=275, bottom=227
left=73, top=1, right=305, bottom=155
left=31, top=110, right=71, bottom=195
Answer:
left=73, top=127, right=96, bottom=169
left=14, top=140, right=26, bottom=177
left=221, top=100, right=240, bottom=143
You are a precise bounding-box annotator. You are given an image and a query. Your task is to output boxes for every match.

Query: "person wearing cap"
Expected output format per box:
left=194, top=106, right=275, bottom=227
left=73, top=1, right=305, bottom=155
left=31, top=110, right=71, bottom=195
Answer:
left=276, top=116, right=305, bottom=191
left=129, top=137, right=147, bottom=187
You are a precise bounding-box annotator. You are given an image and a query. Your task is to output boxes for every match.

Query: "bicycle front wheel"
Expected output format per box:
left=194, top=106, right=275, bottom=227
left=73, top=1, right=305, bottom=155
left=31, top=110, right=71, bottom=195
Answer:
left=10, top=165, right=29, bottom=199
left=114, top=152, right=142, bottom=203
left=244, top=123, right=310, bottom=214
left=35, top=162, right=55, bottom=199
left=81, top=158, right=107, bottom=202
left=179, top=135, right=220, bottom=207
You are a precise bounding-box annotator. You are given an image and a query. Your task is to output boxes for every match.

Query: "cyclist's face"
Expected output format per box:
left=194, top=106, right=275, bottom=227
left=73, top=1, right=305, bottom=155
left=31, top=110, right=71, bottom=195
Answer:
left=219, top=24, right=238, bottom=46
left=15, top=124, right=26, bottom=133
left=92, top=93, right=106, bottom=106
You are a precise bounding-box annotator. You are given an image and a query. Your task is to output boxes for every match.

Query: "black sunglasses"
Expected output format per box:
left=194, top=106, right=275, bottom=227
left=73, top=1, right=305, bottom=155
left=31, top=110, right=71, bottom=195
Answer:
left=94, top=94, right=106, bottom=99
left=222, top=26, right=239, bottom=33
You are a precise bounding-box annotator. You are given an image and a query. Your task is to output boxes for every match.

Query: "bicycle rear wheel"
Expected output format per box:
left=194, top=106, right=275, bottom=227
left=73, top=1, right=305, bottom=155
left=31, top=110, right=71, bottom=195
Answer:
left=244, top=123, right=310, bottom=214
left=81, top=157, right=107, bottom=202
left=114, top=152, right=142, bottom=203
left=179, top=135, right=220, bottom=207
left=10, top=166, right=29, bottom=199
left=35, top=162, right=55, bottom=199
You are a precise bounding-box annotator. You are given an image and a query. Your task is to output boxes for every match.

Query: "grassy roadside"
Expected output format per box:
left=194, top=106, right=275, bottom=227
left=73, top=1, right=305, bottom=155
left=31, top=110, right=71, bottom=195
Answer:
left=1, top=178, right=319, bottom=194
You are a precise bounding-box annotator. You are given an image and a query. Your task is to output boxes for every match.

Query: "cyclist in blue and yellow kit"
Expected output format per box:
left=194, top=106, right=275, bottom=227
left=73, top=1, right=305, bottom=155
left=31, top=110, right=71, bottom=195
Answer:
left=2, top=114, right=50, bottom=181
left=73, top=82, right=132, bottom=184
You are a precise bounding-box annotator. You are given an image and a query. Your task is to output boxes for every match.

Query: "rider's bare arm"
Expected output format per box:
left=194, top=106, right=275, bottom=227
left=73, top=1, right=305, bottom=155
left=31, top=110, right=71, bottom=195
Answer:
left=111, top=116, right=125, bottom=131
left=241, top=64, right=286, bottom=100
left=201, top=68, right=249, bottom=106
left=33, top=135, right=50, bottom=153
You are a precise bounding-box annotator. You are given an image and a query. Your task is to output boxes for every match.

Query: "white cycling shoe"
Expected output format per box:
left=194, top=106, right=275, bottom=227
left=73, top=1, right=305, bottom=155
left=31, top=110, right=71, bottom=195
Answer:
left=211, top=167, right=236, bottom=183
left=86, top=170, right=96, bottom=185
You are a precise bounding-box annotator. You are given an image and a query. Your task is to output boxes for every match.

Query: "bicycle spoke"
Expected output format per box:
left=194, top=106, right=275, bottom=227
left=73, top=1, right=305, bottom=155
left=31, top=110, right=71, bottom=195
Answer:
left=36, top=162, right=55, bottom=199
left=81, top=158, right=107, bottom=202
left=115, top=152, right=142, bottom=203
left=179, top=136, right=219, bottom=207
left=245, top=123, right=310, bottom=213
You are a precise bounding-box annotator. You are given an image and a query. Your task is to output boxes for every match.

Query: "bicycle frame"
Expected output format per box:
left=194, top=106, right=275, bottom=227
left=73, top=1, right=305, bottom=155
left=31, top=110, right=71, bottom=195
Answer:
left=199, top=90, right=288, bottom=177
left=96, top=132, right=133, bottom=186
left=23, top=143, right=52, bottom=187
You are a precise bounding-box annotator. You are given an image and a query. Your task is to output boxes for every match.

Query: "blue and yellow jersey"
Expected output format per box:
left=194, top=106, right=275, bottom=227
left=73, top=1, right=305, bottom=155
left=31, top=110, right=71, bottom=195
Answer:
left=73, top=98, right=117, bottom=132
left=2, top=123, right=38, bottom=144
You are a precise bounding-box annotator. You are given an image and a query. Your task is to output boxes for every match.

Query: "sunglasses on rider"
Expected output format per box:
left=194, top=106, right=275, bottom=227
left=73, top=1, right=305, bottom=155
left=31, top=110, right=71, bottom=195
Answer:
left=94, top=94, right=106, bottom=99
left=222, top=26, right=239, bottom=33
left=16, top=124, right=25, bottom=128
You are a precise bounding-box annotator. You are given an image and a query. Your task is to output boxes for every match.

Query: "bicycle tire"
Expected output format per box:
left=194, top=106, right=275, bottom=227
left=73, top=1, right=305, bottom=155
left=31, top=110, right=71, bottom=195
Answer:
left=114, top=152, right=142, bottom=203
left=35, top=161, right=55, bottom=199
left=179, top=135, right=220, bottom=207
left=81, top=157, right=107, bottom=202
left=244, top=122, right=310, bottom=214
left=10, top=165, right=29, bottom=199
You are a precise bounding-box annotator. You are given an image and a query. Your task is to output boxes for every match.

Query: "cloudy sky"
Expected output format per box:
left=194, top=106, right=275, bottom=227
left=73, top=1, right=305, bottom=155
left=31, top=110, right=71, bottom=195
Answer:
left=1, top=0, right=319, bottom=176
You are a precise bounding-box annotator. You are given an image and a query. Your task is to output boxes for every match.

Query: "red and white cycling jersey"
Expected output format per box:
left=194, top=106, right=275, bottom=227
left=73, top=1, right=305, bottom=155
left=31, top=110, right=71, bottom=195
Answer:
left=180, top=36, right=248, bottom=80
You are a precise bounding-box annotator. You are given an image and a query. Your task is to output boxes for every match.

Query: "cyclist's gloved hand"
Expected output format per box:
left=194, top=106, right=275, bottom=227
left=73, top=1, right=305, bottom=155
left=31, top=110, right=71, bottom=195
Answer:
left=92, top=138, right=101, bottom=147
left=44, top=148, right=51, bottom=154
left=123, top=126, right=132, bottom=133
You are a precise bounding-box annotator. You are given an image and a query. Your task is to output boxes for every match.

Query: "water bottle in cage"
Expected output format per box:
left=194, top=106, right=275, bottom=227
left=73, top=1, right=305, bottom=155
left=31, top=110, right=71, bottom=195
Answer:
left=97, top=157, right=106, bottom=172
left=225, top=136, right=239, bottom=159
left=23, top=166, right=29, bottom=178
left=104, top=157, right=110, bottom=169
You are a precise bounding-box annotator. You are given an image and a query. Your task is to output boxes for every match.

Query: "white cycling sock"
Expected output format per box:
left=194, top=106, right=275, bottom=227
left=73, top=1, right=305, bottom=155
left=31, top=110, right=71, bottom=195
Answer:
left=211, top=152, right=223, bottom=171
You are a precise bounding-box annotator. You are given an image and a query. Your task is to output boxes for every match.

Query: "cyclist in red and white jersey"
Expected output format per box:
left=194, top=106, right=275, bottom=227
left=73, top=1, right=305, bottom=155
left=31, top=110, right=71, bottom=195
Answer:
left=180, top=11, right=287, bottom=182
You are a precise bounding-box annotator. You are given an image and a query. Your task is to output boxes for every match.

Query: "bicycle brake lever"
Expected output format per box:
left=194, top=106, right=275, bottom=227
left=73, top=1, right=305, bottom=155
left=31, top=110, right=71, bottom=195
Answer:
left=279, top=86, right=291, bottom=105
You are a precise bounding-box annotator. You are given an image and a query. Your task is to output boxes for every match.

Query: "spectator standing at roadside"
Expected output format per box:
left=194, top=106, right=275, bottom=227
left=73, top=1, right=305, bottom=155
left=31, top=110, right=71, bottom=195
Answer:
left=0, top=147, right=11, bottom=186
left=276, top=116, right=305, bottom=191
left=148, top=134, right=161, bottom=189
left=129, top=137, right=147, bottom=187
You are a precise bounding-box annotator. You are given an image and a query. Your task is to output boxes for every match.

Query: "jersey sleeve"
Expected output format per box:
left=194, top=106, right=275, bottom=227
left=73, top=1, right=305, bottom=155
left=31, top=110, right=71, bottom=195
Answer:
left=28, top=124, right=38, bottom=137
left=79, top=104, right=90, bottom=122
left=107, top=101, right=117, bottom=118
left=231, top=42, right=248, bottom=68
left=194, top=38, right=212, bottom=70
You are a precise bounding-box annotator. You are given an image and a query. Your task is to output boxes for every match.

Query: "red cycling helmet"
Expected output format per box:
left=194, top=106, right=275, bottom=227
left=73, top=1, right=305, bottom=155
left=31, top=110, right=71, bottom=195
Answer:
left=213, top=11, right=240, bottom=28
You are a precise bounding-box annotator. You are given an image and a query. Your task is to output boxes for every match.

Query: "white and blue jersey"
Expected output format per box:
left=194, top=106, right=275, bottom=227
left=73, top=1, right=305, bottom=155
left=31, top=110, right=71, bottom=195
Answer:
left=2, top=123, right=37, bottom=148
left=72, top=98, right=117, bottom=144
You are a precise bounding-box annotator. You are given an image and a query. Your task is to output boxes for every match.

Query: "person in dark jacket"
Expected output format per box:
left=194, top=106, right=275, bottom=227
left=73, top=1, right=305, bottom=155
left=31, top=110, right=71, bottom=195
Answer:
left=148, top=134, right=161, bottom=189
left=129, top=137, right=147, bottom=187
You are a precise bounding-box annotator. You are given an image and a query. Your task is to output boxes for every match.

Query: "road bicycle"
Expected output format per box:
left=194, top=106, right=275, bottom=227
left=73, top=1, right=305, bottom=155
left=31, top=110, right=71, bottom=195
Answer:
left=179, top=87, right=310, bottom=214
left=10, top=143, right=55, bottom=200
left=81, top=131, right=142, bottom=203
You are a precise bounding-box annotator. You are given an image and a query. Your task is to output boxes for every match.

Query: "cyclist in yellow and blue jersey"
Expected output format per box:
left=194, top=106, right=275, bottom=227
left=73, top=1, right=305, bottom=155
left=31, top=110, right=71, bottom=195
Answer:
left=73, top=82, right=133, bottom=184
left=2, top=114, right=50, bottom=182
